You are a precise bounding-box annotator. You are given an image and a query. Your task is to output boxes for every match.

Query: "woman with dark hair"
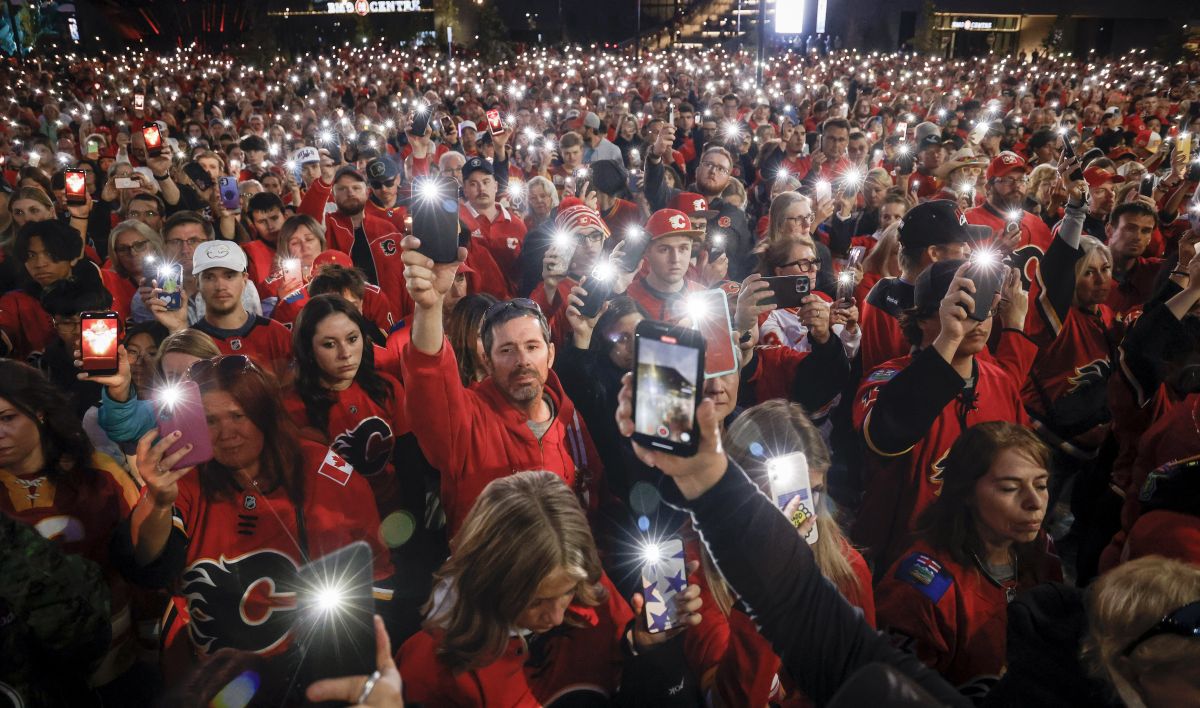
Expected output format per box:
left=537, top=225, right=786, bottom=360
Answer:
left=445, top=292, right=498, bottom=387
left=0, top=360, right=147, bottom=703
left=284, top=294, right=407, bottom=516
left=121, top=355, right=394, bottom=682
left=874, top=421, right=1063, bottom=696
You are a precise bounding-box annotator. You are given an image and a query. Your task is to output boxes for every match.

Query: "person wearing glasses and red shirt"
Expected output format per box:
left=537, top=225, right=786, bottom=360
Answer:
left=399, top=235, right=604, bottom=535
left=119, top=354, right=394, bottom=690
left=964, top=152, right=1052, bottom=255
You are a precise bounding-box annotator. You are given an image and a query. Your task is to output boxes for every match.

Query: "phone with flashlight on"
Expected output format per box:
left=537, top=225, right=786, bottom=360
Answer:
left=155, top=380, right=215, bottom=469
left=158, top=262, right=184, bottom=311
left=577, top=262, right=616, bottom=319
left=678, top=289, right=738, bottom=378
left=640, top=538, right=687, bottom=633
left=632, top=320, right=705, bottom=457
left=411, top=176, right=463, bottom=264
left=837, top=246, right=865, bottom=303
left=293, top=541, right=377, bottom=705
left=962, top=251, right=1006, bottom=322
left=767, top=451, right=819, bottom=545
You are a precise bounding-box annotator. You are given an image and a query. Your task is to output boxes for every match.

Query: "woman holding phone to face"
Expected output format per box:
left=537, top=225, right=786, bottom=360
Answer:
left=397, top=470, right=703, bottom=706
left=874, top=422, right=1063, bottom=696
left=119, top=354, right=394, bottom=685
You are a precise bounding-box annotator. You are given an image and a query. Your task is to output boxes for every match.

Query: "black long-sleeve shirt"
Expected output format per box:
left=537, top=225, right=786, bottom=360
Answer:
left=667, top=462, right=970, bottom=707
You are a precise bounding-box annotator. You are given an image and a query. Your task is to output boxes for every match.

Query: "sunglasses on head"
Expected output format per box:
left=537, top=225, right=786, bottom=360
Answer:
left=481, top=298, right=543, bottom=334
left=187, top=354, right=260, bottom=388
left=1122, top=600, right=1200, bottom=657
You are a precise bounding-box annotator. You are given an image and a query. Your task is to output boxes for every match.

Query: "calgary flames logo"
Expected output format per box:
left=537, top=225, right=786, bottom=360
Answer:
left=332, top=416, right=394, bottom=478
left=181, top=549, right=299, bottom=655
left=692, top=198, right=706, bottom=212
left=668, top=214, right=688, bottom=230
left=929, top=449, right=950, bottom=493
left=1067, top=358, right=1112, bottom=394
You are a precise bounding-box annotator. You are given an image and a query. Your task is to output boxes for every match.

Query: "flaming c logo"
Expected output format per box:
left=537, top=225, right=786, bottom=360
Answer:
left=668, top=214, right=688, bottom=230
left=181, top=549, right=300, bottom=655
left=332, top=416, right=394, bottom=478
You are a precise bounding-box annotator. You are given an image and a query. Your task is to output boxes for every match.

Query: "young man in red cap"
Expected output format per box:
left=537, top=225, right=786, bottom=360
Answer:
left=621, top=208, right=708, bottom=321
left=964, top=151, right=1052, bottom=254
left=1080, top=164, right=1125, bottom=241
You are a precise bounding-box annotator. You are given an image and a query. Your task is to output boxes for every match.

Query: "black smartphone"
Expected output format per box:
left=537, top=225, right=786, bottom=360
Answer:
left=64, top=169, right=88, bottom=205
left=292, top=541, right=376, bottom=707
left=1061, top=133, right=1084, bottom=182
left=183, top=161, right=214, bottom=191
left=80, top=311, right=121, bottom=376
left=142, top=122, right=163, bottom=157
left=632, top=320, right=705, bottom=457
left=760, top=275, right=811, bottom=308
left=617, top=229, right=650, bottom=273
left=411, top=176, right=462, bottom=263
left=1139, top=175, right=1156, bottom=198
left=411, top=105, right=432, bottom=137
left=578, top=268, right=615, bottom=319
left=963, top=260, right=1005, bottom=322
left=705, top=232, right=726, bottom=262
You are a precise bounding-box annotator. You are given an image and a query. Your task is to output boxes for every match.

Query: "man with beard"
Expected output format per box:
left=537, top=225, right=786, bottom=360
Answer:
left=965, top=151, right=1052, bottom=253
left=364, top=156, right=407, bottom=231
left=398, top=236, right=603, bottom=534
left=185, top=240, right=292, bottom=375
left=298, top=165, right=408, bottom=314
left=1079, top=163, right=1124, bottom=241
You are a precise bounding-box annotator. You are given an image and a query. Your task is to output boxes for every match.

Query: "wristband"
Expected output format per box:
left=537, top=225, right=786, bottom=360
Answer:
left=154, top=173, right=170, bottom=181
left=1171, top=270, right=1190, bottom=278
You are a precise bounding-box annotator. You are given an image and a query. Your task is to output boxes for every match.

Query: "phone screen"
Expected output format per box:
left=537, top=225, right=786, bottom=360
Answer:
left=633, top=322, right=704, bottom=455
left=86, top=138, right=101, bottom=155
left=142, top=122, right=163, bottom=156
left=80, top=312, right=120, bottom=375
left=640, top=538, right=686, bottom=633
left=440, top=115, right=455, bottom=135
left=159, top=263, right=184, bottom=310
left=134, top=94, right=145, bottom=111
left=767, top=452, right=819, bottom=544
left=64, top=169, right=87, bottom=205
left=486, top=109, right=505, bottom=136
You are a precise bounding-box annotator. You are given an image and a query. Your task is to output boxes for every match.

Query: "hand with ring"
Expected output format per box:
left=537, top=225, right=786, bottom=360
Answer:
left=306, top=615, right=404, bottom=706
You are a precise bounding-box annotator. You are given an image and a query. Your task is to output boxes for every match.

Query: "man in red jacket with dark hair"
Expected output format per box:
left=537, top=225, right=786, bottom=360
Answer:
left=398, top=235, right=603, bottom=534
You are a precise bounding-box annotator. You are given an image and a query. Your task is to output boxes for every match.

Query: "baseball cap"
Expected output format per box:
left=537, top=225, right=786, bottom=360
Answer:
left=646, top=208, right=705, bottom=240
left=1107, top=147, right=1138, bottom=162
left=192, top=240, right=248, bottom=275
left=589, top=159, right=628, bottom=196
left=457, top=120, right=477, bottom=136
left=583, top=112, right=601, bottom=130
left=462, top=156, right=493, bottom=181
left=914, top=121, right=942, bottom=150
left=366, top=157, right=401, bottom=186
left=898, top=200, right=991, bottom=250
left=1083, top=166, right=1126, bottom=190
left=312, top=250, right=354, bottom=270
left=669, top=192, right=718, bottom=219
left=985, top=151, right=1028, bottom=181
left=294, top=146, right=320, bottom=165
left=913, top=258, right=966, bottom=317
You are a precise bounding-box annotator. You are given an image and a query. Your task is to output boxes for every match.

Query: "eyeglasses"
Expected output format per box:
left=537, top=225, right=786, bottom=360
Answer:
left=784, top=214, right=816, bottom=226
left=114, top=239, right=152, bottom=256
left=187, top=354, right=259, bottom=388
left=1122, top=601, right=1200, bottom=657
left=994, top=176, right=1029, bottom=187
left=781, top=258, right=822, bottom=272
left=165, top=237, right=208, bottom=250
left=127, top=209, right=159, bottom=219
left=481, top=298, right=544, bottom=336
left=700, top=160, right=731, bottom=175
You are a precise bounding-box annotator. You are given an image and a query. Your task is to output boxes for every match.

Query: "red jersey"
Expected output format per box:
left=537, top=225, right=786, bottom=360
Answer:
left=529, top=276, right=580, bottom=351
left=905, top=170, right=943, bottom=201
left=400, top=338, right=603, bottom=533
left=282, top=375, right=409, bottom=515
left=192, top=314, right=293, bottom=377
left=365, top=198, right=409, bottom=232
left=964, top=202, right=1052, bottom=254
left=162, top=440, right=393, bottom=660
left=625, top=277, right=705, bottom=322
left=600, top=198, right=642, bottom=239
left=0, top=290, right=55, bottom=363
left=853, top=351, right=1031, bottom=567
left=462, top=202, right=527, bottom=287
left=876, top=537, right=1062, bottom=695
left=268, top=280, right=396, bottom=335
left=242, top=238, right=277, bottom=298
left=859, top=277, right=914, bottom=374
left=398, top=574, right=632, bottom=706
left=786, top=154, right=853, bottom=183
left=99, top=268, right=134, bottom=323
left=1107, top=257, right=1163, bottom=315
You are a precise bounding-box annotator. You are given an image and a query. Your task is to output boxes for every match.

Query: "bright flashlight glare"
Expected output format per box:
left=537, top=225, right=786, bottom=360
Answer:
left=776, top=167, right=790, bottom=182
left=711, top=233, right=726, bottom=247
left=625, top=226, right=642, bottom=241
left=641, top=542, right=662, bottom=564
left=508, top=181, right=525, bottom=199
left=282, top=258, right=300, bottom=272
left=840, top=167, right=864, bottom=190
left=685, top=293, right=711, bottom=323
left=897, top=144, right=911, bottom=155
left=838, top=270, right=854, bottom=285
left=972, top=248, right=1000, bottom=268
left=552, top=230, right=575, bottom=250
left=722, top=121, right=742, bottom=141
left=417, top=179, right=441, bottom=202
left=1006, top=210, right=1023, bottom=223
left=592, top=260, right=616, bottom=281
left=319, top=130, right=334, bottom=144
left=315, top=585, right=345, bottom=613
left=158, top=384, right=183, bottom=409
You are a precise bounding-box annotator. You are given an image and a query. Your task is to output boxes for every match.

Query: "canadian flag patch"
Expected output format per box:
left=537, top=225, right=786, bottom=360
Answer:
left=317, top=448, right=354, bottom=486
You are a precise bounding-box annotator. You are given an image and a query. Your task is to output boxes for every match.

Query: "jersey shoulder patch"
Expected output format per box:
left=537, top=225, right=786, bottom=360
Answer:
left=865, top=367, right=900, bottom=384
left=895, top=552, right=953, bottom=603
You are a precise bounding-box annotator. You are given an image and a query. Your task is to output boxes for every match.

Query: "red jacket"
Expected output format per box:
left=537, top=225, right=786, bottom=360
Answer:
left=0, top=291, right=59, bottom=363
left=1107, top=257, right=1163, bottom=315
left=400, top=337, right=603, bottom=534
left=397, top=573, right=632, bottom=706
left=859, top=277, right=914, bottom=374
left=269, top=280, right=396, bottom=335
left=875, top=537, right=1062, bottom=693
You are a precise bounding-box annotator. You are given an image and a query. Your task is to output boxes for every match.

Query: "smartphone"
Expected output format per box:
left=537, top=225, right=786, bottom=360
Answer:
left=155, top=380, right=215, bottom=469
left=632, top=320, right=705, bottom=457
left=617, top=228, right=649, bottom=273
left=760, top=275, right=811, bottom=309
left=134, top=93, right=145, bottom=111
left=158, top=263, right=184, bottom=311
left=668, top=103, right=675, bottom=127
left=626, top=168, right=643, bottom=195
left=766, top=451, right=819, bottom=545
left=486, top=108, right=505, bottom=136
left=963, top=260, right=1005, bottom=322
left=182, top=161, right=214, bottom=191
left=217, top=176, right=240, bottom=212
left=706, top=232, right=726, bottom=262
left=142, top=122, right=163, bottom=157
left=685, top=289, right=737, bottom=378
left=1179, top=133, right=1193, bottom=166
left=114, top=177, right=139, bottom=190
left=1060, top=135, right=1084, bottom=182
left=282, top=258, right=302, bottom=285
left=293, top=541, right=376, bottom=704
left=896, top=121, right=908, bottom=137
left=80, top=311, right=120, bottom=376
left=640, top=538, right=686, bottom=634
left=439, top=115, right=455, bottom=135
left=64, top=169, right=88, bottom=205
left=411, top=106, right=432, bottom=137
left=85, top=137, right=101, bottom=155
left=837, top=246, right=865, bottom=302
left=577, top=268, right=615, bottom=319
left=814, top=179, right=832, bottom=203
left=411, top=176, right=462, bottom=263
left=1139, top=175, right=1156, bottom=198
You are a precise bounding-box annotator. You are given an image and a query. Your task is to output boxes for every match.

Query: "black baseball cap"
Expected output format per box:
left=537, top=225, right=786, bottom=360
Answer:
left=899, top=200, right=991, bottom=250
left=913, top=259, right=966, bottom=317
left=366, top=157, right=400, bottom=186
left=589, top=159, right=628, bottom=196
left=462, top=156, right=493, bottom=180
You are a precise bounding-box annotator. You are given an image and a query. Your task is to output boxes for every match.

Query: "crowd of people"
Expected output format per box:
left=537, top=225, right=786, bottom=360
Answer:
left=2, top=39, right=1200, bottom=707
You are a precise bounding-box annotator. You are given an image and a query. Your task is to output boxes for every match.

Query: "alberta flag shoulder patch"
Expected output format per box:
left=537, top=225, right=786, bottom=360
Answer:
left=896, top=552, right=953, bottom=603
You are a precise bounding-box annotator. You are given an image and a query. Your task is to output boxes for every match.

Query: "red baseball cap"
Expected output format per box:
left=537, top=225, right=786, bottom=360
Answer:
left=1082, top=166, right=1126, bottom=190
left=312, top=250, right=354, bottom=270
left=668, top=191, right=718, bottom=219
left=1107, top=147, right=1138, bottom=162
left=985, top=151, right=1028, bottom=181
left=646, top=208, right=705, bottom=240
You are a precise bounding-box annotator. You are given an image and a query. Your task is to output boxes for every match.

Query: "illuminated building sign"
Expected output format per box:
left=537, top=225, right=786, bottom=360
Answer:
left=325, top=0, right=422, bottom=14
left=950, top=19, right=995, bottom=30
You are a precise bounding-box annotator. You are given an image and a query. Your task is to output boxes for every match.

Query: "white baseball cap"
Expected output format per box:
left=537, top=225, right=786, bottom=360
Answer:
left=458, top=120, right=477, bottom=136
left=192, top=240, right=248, bottom=275
left=294, top=146, right=320, bottom=164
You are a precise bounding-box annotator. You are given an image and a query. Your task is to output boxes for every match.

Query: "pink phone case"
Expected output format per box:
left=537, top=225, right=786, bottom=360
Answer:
left=156, top=380, right=214, bottom=469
